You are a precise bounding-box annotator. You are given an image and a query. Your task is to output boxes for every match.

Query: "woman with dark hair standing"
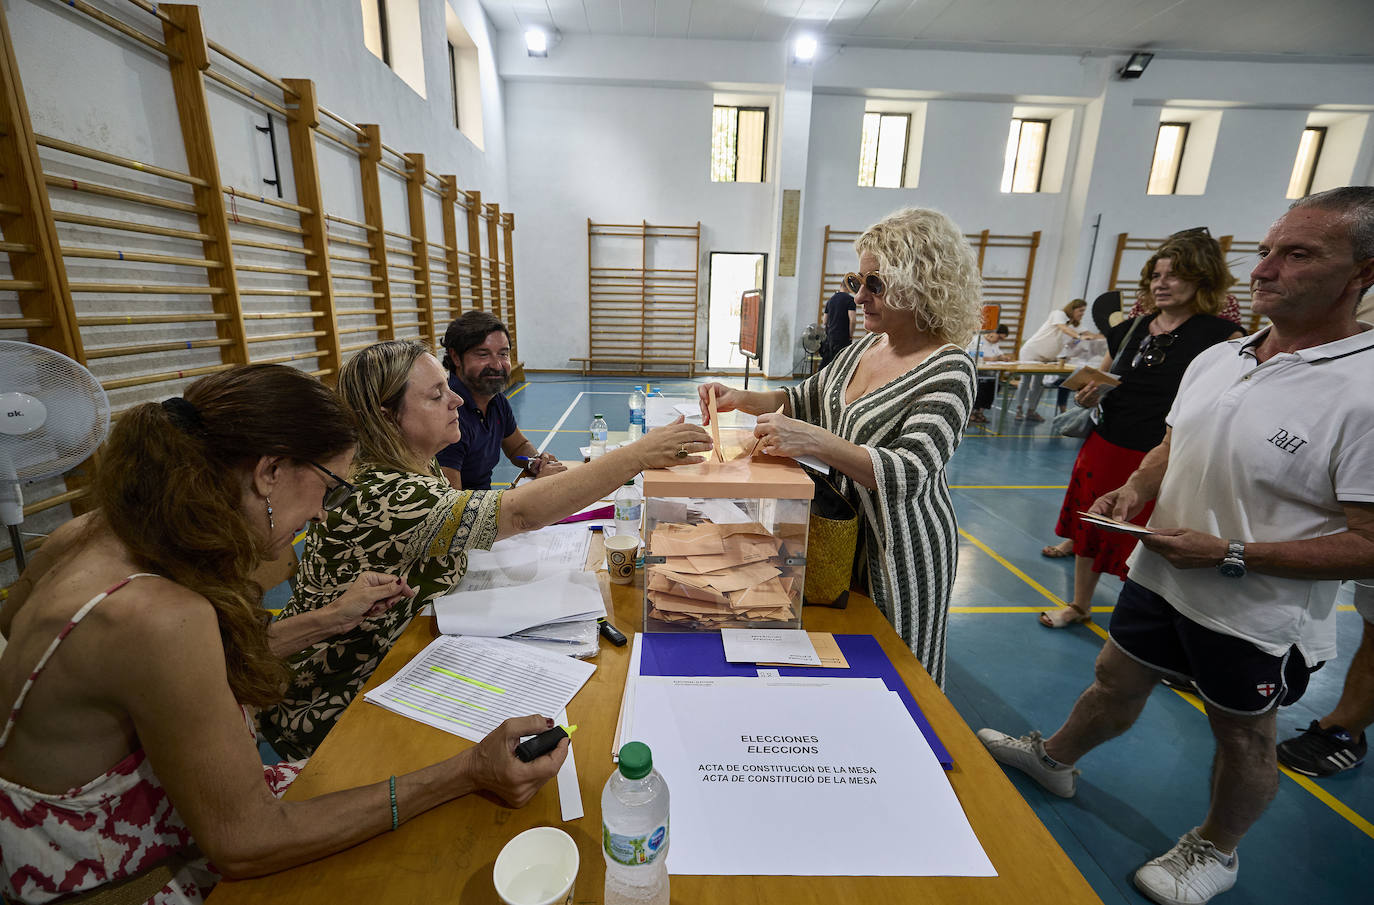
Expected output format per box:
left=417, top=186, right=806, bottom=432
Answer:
left=0, top=366, right=567, bottom=905
left=1038, top=235, right=1243, bottom=628
left=261, top=341, right=713, bottom=759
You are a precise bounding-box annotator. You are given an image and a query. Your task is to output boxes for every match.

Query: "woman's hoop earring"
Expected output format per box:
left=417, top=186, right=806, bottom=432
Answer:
left=266, top=496, right=275, bottom=531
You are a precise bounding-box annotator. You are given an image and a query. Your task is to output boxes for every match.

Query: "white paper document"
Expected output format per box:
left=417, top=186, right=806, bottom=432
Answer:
left=630, top=683, right=995, bottom=877
left=459, top=525, right=591, bottom=591
left=721, top=629, right=821, bottom=666
left=364, top=635, right=596, bottom=743
left=434, top=570, right=606, bottom=637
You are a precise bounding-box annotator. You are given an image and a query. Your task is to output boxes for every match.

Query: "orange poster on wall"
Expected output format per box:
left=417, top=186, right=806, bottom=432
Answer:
left=739, top=289, right=763, bottom=360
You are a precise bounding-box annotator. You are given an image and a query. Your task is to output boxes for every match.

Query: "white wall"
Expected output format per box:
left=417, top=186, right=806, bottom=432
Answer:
left=498, top=35, right=1374, bottom=373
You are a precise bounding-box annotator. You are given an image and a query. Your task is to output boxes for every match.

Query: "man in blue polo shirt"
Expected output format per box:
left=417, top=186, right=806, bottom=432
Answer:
left=437, top=311, right=564, bottom=490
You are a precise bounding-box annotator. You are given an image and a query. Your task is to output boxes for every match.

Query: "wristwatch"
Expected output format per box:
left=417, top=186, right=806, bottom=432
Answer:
left=1218, top=540, right=1246, bottom=578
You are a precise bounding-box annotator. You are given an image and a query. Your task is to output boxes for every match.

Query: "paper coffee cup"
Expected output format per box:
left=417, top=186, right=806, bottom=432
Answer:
left=493, top=826, right=579, bottom=905
left=604, top=533, right=640, bottom=585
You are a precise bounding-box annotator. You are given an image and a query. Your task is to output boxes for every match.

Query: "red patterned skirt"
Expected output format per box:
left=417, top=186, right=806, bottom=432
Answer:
left=1054, top=430, right=1156, bottom=580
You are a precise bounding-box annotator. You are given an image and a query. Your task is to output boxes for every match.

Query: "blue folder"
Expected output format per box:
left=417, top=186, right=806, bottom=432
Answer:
left=638, top=632, right=952, bottom=769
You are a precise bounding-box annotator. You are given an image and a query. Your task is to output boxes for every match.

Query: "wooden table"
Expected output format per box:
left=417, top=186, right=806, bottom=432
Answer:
left=975, top=361, right=1076, bottom=431
left=209, top=544, right=1099, bottom=905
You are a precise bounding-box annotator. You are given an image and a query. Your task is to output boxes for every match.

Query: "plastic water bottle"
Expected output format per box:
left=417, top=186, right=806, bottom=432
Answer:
left=628, top=386, right=646, bottom=441
left=589, top=413, right=608, bottom=460
left=603, top=742, right=669, bottom=905
left=613, top=480, right=642, bottom=540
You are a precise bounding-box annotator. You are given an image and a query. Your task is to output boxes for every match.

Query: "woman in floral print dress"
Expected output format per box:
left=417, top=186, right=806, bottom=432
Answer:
left=0, top=366, right=572, bottom=904
left=260, top=340, right=713, bottom=759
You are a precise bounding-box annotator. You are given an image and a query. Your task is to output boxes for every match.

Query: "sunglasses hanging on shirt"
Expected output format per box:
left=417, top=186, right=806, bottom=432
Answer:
left=1131, top=331, right=1178, bottom=369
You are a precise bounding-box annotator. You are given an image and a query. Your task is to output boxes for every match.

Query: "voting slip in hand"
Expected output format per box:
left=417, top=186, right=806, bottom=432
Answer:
left=1060, top=366, right=1122, bottom=391
left=1077, top=511, right=1156, bottom=537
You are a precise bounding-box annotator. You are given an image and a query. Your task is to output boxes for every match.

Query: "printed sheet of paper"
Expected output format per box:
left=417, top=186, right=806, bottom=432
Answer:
left=631, top=683, right=995, bottom=877
left=433, top=571, right=605, bottom=637
left=364, top=635, right=596, bottom=743
left=722, top=629, right=821, bottom=666
left=459, top=525, right=593, bottom=590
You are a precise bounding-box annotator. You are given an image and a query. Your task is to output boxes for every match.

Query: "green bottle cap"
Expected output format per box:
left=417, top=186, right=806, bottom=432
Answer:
left=594, top=413, right=604, bottom=419
left=618, top=741, right=653, bottom=780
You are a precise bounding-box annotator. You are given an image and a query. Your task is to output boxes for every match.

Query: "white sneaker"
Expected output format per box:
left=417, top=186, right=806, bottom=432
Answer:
left=975, top=728, right=1078, bottom=798
left=1133, top=828, right=1238, bottom=905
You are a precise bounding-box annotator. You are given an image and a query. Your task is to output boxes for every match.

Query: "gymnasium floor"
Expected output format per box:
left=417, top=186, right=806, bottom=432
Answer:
left=493, top=371, right=1371, bottom=905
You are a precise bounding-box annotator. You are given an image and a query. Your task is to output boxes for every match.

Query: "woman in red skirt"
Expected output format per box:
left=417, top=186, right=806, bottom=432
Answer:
left=1040, top=233, right=1243, bottom=627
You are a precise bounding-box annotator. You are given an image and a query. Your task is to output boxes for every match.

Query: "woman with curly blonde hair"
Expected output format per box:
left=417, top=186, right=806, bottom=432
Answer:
left=698, top=207, right=982, bottom=685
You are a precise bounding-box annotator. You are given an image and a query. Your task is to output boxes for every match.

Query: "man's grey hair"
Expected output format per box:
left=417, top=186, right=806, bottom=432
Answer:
left=1289, top=186, right=1374, bottom=261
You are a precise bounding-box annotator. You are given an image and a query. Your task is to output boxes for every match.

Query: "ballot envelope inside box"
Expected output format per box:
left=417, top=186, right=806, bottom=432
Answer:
left=641, top=434, right=814, bottom=633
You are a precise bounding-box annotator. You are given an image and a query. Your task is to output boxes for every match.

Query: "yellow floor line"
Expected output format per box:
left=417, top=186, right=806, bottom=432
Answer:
left=951, top=485, right=1068, bottom=489
left=505, top=382, right=529, bottom=399
left=958, top=526, right=1374, bottom=840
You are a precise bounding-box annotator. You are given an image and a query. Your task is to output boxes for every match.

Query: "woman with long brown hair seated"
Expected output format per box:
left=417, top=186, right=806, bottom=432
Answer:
left=259, top=340, right=712, bottom=759
left=0, top=365, right=568, bottom=905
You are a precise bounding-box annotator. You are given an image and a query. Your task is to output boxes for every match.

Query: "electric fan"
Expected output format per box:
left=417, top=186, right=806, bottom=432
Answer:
left=0, top=341, right=110, bottom=573
left=801, top=323, right=824, bottom=373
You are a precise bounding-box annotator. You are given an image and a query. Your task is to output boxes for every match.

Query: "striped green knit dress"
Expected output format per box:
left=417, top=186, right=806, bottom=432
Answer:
left=785, top=334, right=975, bottom=687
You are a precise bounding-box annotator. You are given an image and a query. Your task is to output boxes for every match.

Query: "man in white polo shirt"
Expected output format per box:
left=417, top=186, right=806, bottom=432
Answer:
left=978, top=186, right=1374, bottom=905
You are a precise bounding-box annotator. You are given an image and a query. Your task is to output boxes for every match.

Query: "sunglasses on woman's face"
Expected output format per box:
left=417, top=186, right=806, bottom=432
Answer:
left=1131, top=332, right=1178, bottom=369
left=308, top=461, right=355, bottom=511
left=843, top=271, right=887, bottom=297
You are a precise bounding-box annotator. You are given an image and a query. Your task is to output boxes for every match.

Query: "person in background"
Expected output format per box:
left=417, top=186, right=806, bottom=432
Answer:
left=260, top=340, right=712, bottom=759
left=1036, top=233, right=1242, bottom=613
left=699, top=206, right=982, bottom=687
left=980, top=186, right=1374, bottom=905
left=1050, top=328, right=1109, bottom=415
left=436, top=311, right=564, bottom=490
left=820, top=289, right=857, bottom=367
left=0, top=366, right=567, bottom=905
left=1012, top=298, right=1091, bottom=421
left=966, top=323, right=1011, bottom=424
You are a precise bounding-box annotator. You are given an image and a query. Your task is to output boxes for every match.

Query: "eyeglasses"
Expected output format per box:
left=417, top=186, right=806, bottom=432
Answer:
left=842, top=271, right=887, bottom=297
left=1131, top=332, right=1177, bottom=369
left=308, top=461, right=355, bottom=511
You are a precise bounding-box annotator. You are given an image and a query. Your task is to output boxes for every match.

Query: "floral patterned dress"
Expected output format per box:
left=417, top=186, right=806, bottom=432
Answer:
left=0, top=575, right=300, bottom=905
left=257, top=466, right=502, bottom=760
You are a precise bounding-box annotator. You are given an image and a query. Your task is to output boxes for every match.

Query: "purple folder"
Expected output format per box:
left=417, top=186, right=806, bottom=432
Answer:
left=638, top=632, right=952, bottom=769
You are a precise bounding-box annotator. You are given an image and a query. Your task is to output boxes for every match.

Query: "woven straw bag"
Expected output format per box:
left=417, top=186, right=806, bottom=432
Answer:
left=803, top=474, right=858, bottom=608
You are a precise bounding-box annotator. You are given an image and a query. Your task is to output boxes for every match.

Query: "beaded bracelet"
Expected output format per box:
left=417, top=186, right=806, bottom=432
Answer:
left=389, top=775, right=399, bottom=831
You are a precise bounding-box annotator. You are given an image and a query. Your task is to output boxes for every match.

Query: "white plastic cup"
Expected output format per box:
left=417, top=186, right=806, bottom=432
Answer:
left=493, top=826, right=579, bottom=905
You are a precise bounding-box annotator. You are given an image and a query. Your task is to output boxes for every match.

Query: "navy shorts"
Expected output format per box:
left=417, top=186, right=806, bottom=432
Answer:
left=1109, top=580, right=1323, bottom=715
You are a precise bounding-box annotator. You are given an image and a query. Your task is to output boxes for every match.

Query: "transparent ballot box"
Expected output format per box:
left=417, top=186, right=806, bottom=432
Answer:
left=641, top=450, right=814, bottom=632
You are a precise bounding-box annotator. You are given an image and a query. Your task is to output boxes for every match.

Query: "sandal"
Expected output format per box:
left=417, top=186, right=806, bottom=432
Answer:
left=1027, top=412, right=1045, bottom=423
left=969, top=411, right=988, bottom=424
left=1041, top=542, right=1073, bottom=559
left=1039, top=607, right=1091, bottom=628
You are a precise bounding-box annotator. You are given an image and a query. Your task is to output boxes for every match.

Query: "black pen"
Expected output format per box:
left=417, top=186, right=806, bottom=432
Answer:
left=514, top=724, right=577, bottom=762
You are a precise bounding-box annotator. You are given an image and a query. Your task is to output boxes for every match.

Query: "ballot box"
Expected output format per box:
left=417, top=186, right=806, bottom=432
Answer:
left=641, top=446, right=814, bottom=632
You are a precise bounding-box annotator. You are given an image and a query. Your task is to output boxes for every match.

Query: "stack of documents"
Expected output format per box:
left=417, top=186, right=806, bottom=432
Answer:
left=646, top=521, right=798, bottom=626
left=364, top=635, right=595, bottom=743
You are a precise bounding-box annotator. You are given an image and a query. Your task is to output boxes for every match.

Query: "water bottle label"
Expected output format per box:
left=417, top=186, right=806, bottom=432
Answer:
left=592, top=428, right=608, bottom=442
left=602, top=822, right=668, bottom=866
left=614, top=501, right=642, bottom=522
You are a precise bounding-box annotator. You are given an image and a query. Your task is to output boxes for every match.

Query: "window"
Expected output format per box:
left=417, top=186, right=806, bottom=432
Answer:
left=1286, top=126, right=1326, bottom=199
left=1000, top=118, right=1049, bottom=193
left=711, top=106, right=767, bottom=183
left=448, top=42, right=460, bottom=129
left=1146, top=122, right=1190, bottom=195
left=857, top=113, right=910, bottom=188
left=360, top=0, right=425, bottom=97
left=362, top=0, right=390, bottom=66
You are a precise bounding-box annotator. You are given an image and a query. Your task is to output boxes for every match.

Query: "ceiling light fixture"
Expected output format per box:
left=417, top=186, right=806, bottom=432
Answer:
left=525, top=28, right=548, bottom=57
left=1118, top=51, right=1154, bottom=79
left=793, top=34, right=818, bottom=64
